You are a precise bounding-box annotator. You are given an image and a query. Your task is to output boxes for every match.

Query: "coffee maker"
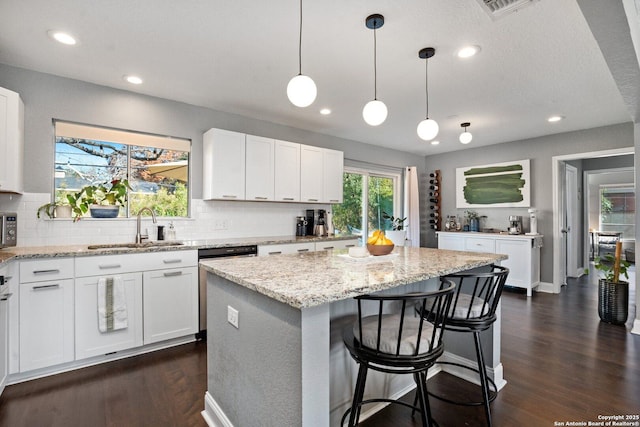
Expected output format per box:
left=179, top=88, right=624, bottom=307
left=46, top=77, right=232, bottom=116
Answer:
left=305, top=209, right=315, bottom=236
left=315, top=209, right=328, bottom=237
left=508, top=215, right=523, bottom=235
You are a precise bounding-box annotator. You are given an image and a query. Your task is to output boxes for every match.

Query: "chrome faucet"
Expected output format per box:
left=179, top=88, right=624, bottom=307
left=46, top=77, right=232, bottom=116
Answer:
left=135, top=207, right=157, bottom=243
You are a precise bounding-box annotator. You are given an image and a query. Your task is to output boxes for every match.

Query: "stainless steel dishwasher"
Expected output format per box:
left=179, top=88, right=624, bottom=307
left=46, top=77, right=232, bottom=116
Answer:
left=197, top=245, right=258, bottom=340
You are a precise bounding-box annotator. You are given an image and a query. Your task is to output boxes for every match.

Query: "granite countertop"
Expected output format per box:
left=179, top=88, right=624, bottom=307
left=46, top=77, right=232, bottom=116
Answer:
left=0, top=234, right=359, bottom=266
left=201, top=246, right=507, bottom=309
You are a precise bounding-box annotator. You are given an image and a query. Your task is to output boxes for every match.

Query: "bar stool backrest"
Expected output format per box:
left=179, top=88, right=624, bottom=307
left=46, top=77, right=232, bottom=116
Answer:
left=444, top=265, right=509, bottom=332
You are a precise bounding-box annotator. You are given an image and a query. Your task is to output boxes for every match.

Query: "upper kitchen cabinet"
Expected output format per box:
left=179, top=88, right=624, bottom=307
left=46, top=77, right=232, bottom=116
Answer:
left=274, top=140, right=300, bottom=202
left=203, top=128, right=246, bottom=200
left=300, top=145, right=344, bottom=204
left=0, top=87, right=24, bottom=194
left=245, top=135, right=275, bottom=201
left=300, top=144, right=323, bottom=203
left=323, top=148, right=343, bottom=203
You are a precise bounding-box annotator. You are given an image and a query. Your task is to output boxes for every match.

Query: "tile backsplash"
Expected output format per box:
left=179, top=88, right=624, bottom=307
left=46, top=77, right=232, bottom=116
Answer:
left=0, top=193, right=329, bottom=247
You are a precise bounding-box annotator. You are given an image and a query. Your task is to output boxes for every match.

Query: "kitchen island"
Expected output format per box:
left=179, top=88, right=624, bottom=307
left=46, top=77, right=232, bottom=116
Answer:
left=200, top=247, right=507, bottom=427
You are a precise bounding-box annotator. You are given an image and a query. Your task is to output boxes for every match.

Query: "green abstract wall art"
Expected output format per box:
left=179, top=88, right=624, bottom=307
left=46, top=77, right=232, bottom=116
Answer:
left=456, top=159, right=531, bottom=208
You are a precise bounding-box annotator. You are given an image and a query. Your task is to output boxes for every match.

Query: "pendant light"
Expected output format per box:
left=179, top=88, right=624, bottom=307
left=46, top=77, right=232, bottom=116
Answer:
left=459, top=122, right=473, bottom=144
left=417, top=47, right=439, bottom=141
left=362, top=14, right=387, bottom=126
left=287, top=0, right=317, bottom=107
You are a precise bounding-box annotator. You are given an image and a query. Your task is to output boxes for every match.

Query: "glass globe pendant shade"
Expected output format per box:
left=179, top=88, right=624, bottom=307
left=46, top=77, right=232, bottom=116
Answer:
left=417, top=118, right=439, bottom=141
left=459, top=131, right=473, bottom=144
left=287, top=74, right=317, bottom=107
left=362, top=99, right=388, bottom=126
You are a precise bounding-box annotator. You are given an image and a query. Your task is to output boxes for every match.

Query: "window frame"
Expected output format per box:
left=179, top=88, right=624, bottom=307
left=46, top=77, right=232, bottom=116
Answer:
left=599, top=183, right=635, bottom=239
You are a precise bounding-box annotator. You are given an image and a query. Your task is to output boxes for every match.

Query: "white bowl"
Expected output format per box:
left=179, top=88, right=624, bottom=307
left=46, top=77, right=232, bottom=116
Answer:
left=348, top=246, right=369, bottom=258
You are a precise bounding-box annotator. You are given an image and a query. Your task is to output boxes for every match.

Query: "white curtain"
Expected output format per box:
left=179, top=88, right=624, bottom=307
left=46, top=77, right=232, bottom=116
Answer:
left=404, top=166, right=420, bottom=247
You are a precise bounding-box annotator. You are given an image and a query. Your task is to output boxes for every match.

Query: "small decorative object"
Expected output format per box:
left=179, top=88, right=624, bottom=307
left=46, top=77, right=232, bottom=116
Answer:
left=66, top=179, right=132, bottom=222
left=366, top=229, right=395, bottom=256
left=593, top=242, right=630, bottom=325
left=465, top=210, right=480, bottom=232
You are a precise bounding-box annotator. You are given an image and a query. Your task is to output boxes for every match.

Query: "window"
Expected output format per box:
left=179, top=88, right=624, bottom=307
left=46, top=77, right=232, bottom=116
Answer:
left=332, top=166, right=401, bottom=241
left=54, top=121, right=190, bottom=218
left=600, top=184, right=635, bottom=239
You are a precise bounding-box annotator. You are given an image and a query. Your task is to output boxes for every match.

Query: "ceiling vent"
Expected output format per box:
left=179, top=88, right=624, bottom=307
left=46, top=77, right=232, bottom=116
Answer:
left=476, top=0, right=539, bottom=20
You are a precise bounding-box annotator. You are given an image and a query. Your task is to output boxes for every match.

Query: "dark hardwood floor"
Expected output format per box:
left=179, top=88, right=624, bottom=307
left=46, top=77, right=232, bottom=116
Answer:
left=0, top=270, right=638, bottom=427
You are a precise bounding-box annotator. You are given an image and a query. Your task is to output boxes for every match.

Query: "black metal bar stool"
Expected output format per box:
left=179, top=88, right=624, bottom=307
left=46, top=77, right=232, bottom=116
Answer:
left=418, top=264, right=509, bottom=427
left=341, top=279, right=456, bottom=427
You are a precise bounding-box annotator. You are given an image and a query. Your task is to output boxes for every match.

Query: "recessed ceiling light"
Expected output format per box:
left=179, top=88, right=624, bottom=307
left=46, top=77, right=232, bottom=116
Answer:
left=124, top=75, right=143, bottom=85
left=547, top=115, right=564, bottom=122
left=320, top=108, right=331, bottom=115
left=430, top=140, right=440, bottom=146
left=47, top=30, right=77, bottom=46
left=457, top=45, right=480, bottom=58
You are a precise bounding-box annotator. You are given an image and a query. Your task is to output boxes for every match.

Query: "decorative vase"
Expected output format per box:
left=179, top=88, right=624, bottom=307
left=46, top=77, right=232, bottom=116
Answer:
left=89, top=204, right=120, bottom=219
left=598, top=279, right=628, bottom=325
left=469, top=218, right=480, bottom=232
left=385, top=230, right=406, bottom=246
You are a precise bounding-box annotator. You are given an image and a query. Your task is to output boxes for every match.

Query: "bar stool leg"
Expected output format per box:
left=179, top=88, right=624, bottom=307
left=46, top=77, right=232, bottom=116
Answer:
left=348, top=364, right=369, bottom=426
left=414, top=371, right=433, bottom=427
left=473, top=331, right=492, bottom=427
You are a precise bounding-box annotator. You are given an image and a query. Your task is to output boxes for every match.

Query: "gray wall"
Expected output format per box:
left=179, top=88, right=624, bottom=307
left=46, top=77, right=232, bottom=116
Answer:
left=0, top=63, right=423, bottom=200
left=423, top=122, right=634, bottom=284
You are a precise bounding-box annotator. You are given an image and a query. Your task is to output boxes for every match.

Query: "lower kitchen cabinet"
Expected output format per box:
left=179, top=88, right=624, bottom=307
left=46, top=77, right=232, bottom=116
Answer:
left=143, top=267, right=198, bottom=344
left=258, top=242, right=316, bottom=256
left=75, top=273, right=143, bottom=360
left=0, top=266, right=9, bottom=396
left=19, top=278, right=74, bottom=371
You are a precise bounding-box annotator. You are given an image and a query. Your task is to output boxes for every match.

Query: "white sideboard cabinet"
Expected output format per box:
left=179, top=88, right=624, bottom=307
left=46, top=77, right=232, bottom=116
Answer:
left=437, top=232, right=542, bottom=296
left=0, top=86, right=24, bottom=194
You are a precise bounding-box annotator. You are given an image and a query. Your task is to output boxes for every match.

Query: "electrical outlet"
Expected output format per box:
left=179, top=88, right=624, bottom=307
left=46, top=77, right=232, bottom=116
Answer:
left=227, top=305, right=239, bottom=329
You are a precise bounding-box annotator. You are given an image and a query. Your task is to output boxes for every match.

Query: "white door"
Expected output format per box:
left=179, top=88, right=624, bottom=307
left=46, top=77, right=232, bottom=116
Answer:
left=565, top=164, right=579, bottom=277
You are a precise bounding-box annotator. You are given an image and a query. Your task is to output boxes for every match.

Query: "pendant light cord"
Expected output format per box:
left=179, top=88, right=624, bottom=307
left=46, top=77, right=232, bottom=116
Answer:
left=373, top=24, right=378, bottom=100
left=425, top=57, right=429, bottom=119
left=298, top=0, right=303, bottom=75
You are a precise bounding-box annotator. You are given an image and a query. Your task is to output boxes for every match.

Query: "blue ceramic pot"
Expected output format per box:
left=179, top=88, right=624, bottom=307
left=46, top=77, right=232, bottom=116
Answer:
left=89, top=205, right=120, bottom=218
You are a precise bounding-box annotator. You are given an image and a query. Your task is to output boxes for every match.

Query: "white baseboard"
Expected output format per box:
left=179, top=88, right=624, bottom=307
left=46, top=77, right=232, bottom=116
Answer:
left=536, top=281, right=555, bottom=294
left=439, top=351, right=507, bottom=391
left=631, top=319, right=640, bottom=336
left=202, top=392, right=234, bottom=427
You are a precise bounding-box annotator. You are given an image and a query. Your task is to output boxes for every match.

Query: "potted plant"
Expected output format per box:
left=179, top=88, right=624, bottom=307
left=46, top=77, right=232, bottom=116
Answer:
left=36, top=197, right=72, bottom=219
left=382, top=211, right=407, bottom=246
left=67, top=179, right=132, bottom=222
left=593, top=242, right=630, bottom=325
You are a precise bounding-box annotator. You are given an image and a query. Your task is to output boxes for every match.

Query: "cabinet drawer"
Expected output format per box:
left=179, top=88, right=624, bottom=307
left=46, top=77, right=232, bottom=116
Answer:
left=464, top=237, right=495, bottom=253
left=75, top=250, right=198, bottom=277
left=258, top=242, right=316, bottom=256
left=315, top=239, right=358, bottom=251
left=19, top=258, right=74, bottom=283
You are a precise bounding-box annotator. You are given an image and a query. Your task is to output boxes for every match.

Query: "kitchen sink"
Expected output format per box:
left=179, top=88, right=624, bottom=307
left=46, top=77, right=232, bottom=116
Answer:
left=87, top=241, right=185, bottom=250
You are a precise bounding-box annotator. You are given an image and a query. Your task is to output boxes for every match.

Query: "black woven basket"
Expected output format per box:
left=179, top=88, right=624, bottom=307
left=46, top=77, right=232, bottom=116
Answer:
left=598, top=279, right=629, bottom=325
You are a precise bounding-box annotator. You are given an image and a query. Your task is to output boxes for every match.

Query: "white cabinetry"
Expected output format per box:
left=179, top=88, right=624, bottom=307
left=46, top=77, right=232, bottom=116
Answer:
left=245, top=135, right=275, bottom=201
left=258, top=242, right=316, bottom=256
left=203, top=128, right=246, bottom=200
left=74, top=273, right=143, bottom=360
left=323, top=149, right=344, bottom=203
left=0, top=86, right=24, bottom=194
left=437, top=232, right=542, bottom=297
left=0, top=265, right=9, bottom=396
left=19, top=258, right=75, bottom=371
left=143, top=266, right=198, bottom=344
left=315, top=239, right=358, bottom=251
left=274, top=140, right=301, bottom=202
left=300, top=144, right=324, bottom=203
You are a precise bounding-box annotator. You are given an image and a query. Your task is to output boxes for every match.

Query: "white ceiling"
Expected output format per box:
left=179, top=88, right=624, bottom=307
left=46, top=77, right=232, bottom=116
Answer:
left=0, top=0, right=632, bottom=155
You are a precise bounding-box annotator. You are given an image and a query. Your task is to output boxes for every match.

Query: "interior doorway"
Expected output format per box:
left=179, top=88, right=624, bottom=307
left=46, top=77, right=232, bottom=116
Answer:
left=552, top=147, right=634, bottom=294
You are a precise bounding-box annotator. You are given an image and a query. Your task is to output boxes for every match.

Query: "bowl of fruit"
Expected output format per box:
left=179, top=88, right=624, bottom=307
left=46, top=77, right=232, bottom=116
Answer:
left=366, top=230, right=395, bottom=256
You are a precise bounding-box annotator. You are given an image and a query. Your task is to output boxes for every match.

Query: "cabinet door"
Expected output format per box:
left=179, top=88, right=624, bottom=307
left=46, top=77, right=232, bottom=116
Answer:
left=300, top=144, right=323, bottom=203
left=323, top=149, right=344, bottom=203
left=203, top=128, right=246, bottom=200
left=19, top=279, right=74, bottom=371
left=495, top=239, right=531, bottom=289
left=437, top=234, right=465, bottom=251
left=75, top=273, right=143, bottom=360
left=245, top=135, right=275, bottom=201
left=0, top=281, right=9, bottom=396
left=143, top=267, right=198, bottom=344
left=274, top=140, right=300, bottom=202
left=0, top=87, right=24, bottom=194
